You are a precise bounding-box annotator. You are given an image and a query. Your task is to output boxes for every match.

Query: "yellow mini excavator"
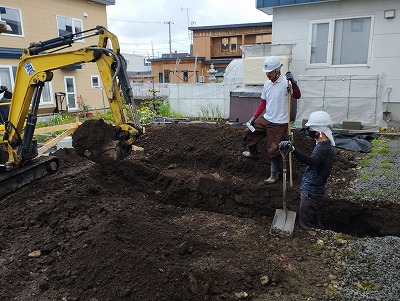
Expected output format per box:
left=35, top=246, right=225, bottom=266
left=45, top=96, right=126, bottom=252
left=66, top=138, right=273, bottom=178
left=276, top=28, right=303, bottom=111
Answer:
left=0, top=26, right=142, bottom=197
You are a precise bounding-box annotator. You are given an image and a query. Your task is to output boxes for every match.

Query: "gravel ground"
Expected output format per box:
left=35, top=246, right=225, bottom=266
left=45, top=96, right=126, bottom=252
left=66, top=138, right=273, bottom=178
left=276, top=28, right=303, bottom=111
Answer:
left=333, top=135, right=400, bottom=300
left=349, top=137, right=400, bottom=203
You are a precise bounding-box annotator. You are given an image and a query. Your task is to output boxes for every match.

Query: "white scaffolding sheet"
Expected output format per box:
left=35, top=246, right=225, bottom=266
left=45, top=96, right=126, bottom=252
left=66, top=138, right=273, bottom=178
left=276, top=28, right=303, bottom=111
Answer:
left=169, top=83, right=238, bottom=119
left=295, top=75, right=385, bottom=128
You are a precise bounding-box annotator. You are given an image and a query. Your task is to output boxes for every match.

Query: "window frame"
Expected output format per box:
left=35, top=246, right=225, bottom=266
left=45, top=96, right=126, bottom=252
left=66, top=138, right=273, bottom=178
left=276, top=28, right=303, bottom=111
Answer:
left=0, top=65, right=14, bottom=90
left=307, top=16, right=373, bottom=68
left=0, top=65, right=52, bottom=104
left=64, top=76, right=78, bottom=111
left=91, top=75, right=101, bottom=89
left=40, top=82, right=53, bottom=105
left=0, top=6, right=24, bottom=37
left=56, top=15, right=83, bottom=40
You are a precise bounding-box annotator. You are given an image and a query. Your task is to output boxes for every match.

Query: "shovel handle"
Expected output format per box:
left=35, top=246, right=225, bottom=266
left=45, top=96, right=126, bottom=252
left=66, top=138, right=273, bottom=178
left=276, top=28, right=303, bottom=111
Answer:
left=282, top=158, right=288, bottom=214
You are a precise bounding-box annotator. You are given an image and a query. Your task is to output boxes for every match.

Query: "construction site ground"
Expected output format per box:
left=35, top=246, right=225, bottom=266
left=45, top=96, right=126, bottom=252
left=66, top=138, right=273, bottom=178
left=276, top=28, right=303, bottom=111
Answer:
left=0, top=121, right=399, bottom=301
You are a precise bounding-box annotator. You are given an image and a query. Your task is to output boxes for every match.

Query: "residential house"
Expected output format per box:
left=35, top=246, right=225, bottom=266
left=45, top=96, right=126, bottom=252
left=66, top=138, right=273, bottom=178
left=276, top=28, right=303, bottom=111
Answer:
left=0, top=0, right=115, bottom=114
left=123, top=53, right=152, bottom=83
left=150, top=22, right=272, bottom=84
left=256, top=0, right=400, bottom=123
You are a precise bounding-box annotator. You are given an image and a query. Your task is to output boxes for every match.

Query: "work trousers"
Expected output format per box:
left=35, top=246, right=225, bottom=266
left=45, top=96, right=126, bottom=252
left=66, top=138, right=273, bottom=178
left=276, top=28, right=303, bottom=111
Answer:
left=243, top=116, right=287, bottom=158
left=299, top=191, right=323, bottom=230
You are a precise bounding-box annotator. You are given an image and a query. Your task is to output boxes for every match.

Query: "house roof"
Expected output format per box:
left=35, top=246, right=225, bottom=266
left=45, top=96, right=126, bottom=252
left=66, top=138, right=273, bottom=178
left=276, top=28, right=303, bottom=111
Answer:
left=149, top=56, right=205, bottom=63
left=0, top=47, right=23, bottom=59
left=188, top=22, right=272, bottom=31
left=256, top=0, right=338, bottom=14
left=91, top=0, right=115, bottom=5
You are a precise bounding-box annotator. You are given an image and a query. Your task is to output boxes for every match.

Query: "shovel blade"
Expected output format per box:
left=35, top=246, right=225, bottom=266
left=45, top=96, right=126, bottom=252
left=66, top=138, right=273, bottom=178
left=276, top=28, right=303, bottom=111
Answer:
left=383, top=111, right=391, bottom=122
left=270, top=209, right=297, bottom=236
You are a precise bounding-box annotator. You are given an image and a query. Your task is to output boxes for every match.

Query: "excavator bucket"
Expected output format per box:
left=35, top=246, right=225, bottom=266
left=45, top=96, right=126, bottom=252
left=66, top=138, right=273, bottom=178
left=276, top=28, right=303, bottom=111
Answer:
left=72, top=119, right=138, bottom=164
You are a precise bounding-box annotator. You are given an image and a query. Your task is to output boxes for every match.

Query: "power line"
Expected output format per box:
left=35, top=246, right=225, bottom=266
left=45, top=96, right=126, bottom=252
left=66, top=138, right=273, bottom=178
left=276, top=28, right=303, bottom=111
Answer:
left=108, top=18, right=164, bottom=24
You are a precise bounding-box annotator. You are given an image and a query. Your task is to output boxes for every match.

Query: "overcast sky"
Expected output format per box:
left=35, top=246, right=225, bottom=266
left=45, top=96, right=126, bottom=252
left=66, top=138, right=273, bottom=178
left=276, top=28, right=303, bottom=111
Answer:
left=106, top=0, right=272, bottom=58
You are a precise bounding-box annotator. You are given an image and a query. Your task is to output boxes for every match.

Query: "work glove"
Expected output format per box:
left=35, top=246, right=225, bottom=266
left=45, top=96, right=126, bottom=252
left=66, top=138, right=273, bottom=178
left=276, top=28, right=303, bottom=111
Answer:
left=0, top=86, right=8, bottom=93
left=285, top=71, right=296, bottom=85
left=279, top=140, right=295, bottom=152
left=248, top=116, right=257, bottom=126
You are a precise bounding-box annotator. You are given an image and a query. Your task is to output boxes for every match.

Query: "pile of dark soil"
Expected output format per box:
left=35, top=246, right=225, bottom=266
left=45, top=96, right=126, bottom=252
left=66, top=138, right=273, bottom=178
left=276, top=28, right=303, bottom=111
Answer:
left=0, top=122, right=397, bottom=301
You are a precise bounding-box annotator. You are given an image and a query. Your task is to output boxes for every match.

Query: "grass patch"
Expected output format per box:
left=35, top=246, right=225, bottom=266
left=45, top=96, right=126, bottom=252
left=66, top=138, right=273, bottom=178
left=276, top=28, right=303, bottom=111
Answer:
left=360, top=172, right=371, bottom=181
left=359, top=157, right=371, bottom=168
left=377, top=158, right=393, bottom=169
left=370, top=138, right=390, bottom=155
left=199, top=104, right=223, bottom=121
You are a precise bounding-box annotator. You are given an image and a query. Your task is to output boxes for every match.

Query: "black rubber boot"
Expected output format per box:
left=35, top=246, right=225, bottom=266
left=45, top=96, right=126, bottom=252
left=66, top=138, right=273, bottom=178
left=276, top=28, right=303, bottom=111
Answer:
left=242, top=145, right=259, bottom=159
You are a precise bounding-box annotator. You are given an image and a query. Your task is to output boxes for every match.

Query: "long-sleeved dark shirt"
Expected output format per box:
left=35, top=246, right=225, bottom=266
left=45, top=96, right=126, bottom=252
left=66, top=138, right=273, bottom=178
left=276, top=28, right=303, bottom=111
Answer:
left=293, top=140, right=333, bottom=197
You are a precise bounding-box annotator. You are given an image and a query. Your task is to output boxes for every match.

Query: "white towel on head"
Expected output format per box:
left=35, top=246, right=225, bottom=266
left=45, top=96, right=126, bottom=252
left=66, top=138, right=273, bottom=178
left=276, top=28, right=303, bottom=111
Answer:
left=310, top=126, right=335, bottom=146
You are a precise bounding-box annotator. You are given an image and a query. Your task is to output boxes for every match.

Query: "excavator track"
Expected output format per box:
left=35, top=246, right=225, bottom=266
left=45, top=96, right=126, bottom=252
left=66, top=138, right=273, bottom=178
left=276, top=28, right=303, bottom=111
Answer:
left=0, top=156, right=59, bottom=199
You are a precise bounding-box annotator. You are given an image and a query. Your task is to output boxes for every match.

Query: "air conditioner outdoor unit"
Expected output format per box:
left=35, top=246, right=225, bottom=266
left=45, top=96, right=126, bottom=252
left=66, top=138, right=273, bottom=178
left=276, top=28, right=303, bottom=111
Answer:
left=198, top=75, right=205, bottom=83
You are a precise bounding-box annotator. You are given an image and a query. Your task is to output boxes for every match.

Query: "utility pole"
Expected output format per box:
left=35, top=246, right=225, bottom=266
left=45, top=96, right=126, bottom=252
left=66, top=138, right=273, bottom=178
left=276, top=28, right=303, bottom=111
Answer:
left=164, top=21, right=173, bottom=58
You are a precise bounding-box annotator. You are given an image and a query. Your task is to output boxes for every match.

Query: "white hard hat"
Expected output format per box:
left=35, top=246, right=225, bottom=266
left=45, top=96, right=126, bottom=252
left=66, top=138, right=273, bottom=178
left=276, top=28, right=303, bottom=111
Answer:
left=263, top=56, right=283, bottom=72
left=305, top=111, right=333, bottom=127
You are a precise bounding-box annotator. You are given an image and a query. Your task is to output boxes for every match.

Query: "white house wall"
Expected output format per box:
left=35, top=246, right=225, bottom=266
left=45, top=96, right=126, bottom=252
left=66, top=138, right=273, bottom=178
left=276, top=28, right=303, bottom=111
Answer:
left=269, top=0, right=400, bottom=122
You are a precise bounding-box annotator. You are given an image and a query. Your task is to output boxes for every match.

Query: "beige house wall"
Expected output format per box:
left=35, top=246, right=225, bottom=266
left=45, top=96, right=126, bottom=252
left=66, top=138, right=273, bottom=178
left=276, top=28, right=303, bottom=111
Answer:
left=192, top=36, right=210, bottom=60
left=0, top=0, right=112, bottom=113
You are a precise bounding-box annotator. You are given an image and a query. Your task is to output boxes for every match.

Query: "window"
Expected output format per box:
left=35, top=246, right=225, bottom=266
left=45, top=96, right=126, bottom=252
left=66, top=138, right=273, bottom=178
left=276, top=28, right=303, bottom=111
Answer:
left=0, top=66, right=13, bottom=89
left=256, top=34, right=270, bottom=44
left=0, top=66, right=52, bottom=104
left=221, top=37, right=239, bottom=52
left=91, top=76, right=101, bottom=89
left=309, top=17, right=372, bottom=66
left=230, top=37, right=238, bottom=52
left=64, top=76, right=77, bottom=110
left=164, top=70, right=170, bottom=83
left=40, top=83, right=52, bottom=104
left=0, top=6, right=23, bottom=36
left=57, top=16, right=82, bottom=37
left=183, top=70, right=188, bottom=82
left=221, top=38, right=229, bottom=52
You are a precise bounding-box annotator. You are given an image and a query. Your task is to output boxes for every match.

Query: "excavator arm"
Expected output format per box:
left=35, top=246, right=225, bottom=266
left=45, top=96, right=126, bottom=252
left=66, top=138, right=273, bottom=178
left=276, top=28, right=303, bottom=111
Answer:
left=0, top=26, right=142, bottom=196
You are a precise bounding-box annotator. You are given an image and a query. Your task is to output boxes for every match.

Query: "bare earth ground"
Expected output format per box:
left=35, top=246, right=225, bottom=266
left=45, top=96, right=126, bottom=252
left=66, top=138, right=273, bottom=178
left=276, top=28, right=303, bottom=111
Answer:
left=0, top=121, right=399, bottom=301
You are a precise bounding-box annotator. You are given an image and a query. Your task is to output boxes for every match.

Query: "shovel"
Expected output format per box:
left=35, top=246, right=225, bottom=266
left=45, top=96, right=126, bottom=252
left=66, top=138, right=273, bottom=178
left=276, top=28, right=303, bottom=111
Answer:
left=383, top=87, right=392, bottom=122
left=270, top=148, right=297, bottom=236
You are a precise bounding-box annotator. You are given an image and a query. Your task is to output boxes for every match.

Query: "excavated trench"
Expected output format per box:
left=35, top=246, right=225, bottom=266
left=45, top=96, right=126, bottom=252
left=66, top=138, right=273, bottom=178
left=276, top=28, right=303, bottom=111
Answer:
left=134, top=165, right=400, bottom=238
left=74, top=120, right=399, bottom=239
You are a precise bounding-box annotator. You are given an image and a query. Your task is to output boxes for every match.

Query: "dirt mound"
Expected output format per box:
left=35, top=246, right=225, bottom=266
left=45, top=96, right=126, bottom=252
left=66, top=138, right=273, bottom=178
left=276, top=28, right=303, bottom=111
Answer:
left=0, top=122, right=397, bottom=300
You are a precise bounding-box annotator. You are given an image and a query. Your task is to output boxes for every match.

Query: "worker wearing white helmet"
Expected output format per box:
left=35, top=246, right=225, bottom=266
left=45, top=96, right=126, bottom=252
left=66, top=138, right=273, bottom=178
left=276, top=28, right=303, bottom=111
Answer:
left=279, top=110, right=335, bottom=230
left=242, top=56, right=302, bottom=184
